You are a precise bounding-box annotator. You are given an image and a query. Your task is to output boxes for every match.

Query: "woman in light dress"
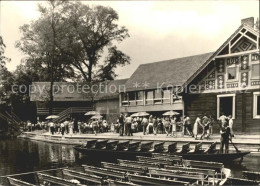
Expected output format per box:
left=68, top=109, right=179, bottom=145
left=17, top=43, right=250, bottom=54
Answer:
left=171, top=116, right=177, bottom=137
left=193, top=115, right=202, bottom=140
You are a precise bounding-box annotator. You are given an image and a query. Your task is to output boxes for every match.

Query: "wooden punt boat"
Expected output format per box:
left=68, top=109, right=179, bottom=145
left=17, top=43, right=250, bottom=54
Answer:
left=74, top=140, right=250, bottom=162
left=4, top=156, right=236, bottom=186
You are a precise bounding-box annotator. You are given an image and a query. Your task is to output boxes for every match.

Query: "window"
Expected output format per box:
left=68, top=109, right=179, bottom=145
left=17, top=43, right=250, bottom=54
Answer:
left=136, top=91, right=144, bottom=106
left=217, top=94, right=236, bottom=119
left=154, top=90, right=162, bottom=104
left=253, top=92, right=260, bottom=119
left=146, top=91, right=154, bottom=105
left=251, top=64, right=260, bottom=80
left=128, top=92, right=136, bottom=106
left=122, top=93, right=129, bottom=106
left=227, top=66, right=237, bottom=81
left=163, top=89, right=171, bottom=104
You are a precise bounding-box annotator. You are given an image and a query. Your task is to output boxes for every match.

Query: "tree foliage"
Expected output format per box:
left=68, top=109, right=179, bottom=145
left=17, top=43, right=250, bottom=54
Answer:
left=20, top=1, right=130, bottom=82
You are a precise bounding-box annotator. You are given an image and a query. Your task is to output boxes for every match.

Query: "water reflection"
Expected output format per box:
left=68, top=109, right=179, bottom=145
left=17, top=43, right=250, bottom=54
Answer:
left=0, top=138, right=259, bottom=181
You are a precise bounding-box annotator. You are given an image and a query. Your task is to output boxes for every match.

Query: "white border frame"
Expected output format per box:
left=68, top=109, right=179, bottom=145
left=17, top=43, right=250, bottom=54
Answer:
left=253, top=92, right=260, bottom=119
left=217, top=94, right=236, bottom=119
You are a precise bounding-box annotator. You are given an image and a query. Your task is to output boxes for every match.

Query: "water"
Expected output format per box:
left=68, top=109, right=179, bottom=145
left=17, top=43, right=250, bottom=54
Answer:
left=0, top=138, right=259, bottom=183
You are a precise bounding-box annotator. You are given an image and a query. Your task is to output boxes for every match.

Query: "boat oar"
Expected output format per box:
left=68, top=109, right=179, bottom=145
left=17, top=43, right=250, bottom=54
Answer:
left=229, top=139, right=240, bottom=153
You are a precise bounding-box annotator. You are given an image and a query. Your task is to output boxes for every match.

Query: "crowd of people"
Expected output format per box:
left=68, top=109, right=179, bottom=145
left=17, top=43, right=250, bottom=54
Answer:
left=25, top=112, right=234, bottom=143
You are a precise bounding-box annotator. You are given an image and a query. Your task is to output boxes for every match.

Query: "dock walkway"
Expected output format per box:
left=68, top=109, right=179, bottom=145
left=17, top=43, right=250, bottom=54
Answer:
left=19, top=131, right=260, bottom=152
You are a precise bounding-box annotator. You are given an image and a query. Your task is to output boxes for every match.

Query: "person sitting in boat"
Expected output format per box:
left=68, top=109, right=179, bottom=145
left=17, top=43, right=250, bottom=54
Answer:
left=220, top=122, right=232, bottom=154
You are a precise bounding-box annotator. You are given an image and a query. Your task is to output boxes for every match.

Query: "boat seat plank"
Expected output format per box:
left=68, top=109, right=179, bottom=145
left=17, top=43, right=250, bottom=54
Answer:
left=62, top=169, right=103, bottom=184
left=139, top=142, right=153, bottom=152
left=167, top=142, right=177, bottom=153
left=242, top=171, right=260, bottom=181
left=118, top=159, right=160, bottom=168
left=148, top=168, right=206, bottom=184
left=7, top=177, right=36, bottom=186
left=95, top=140, right=108, bottom=149
left=37, top=173, right=85, bottom=186
left=137, top=156, right=180, bottom=165
left=204, top=142, right=217, bottom=154
left=116, top=141, right=129, bottom=151
left=82, top=165, right=126, bottom=179
left=128, top=174, right=189, bottom=185
left=150, top=142, right=164, bottom=152
left=227, top=177, right=260, bottom=185
left=188, top=142, right=203, bottom=154
left=106, top=179, right=139, bottom=186
left=183, top=160, right=224, bottom=172
left=127, top=141, right=141, bottom=151
left=106, top=140, right=119, bottom=150
left=85, top=140, right=97, bottom=148
left=165, top=165, right=216, bottom=176
left=101, top=162, right=146, bottom=174
left=176, top=142, right=190, bottom=153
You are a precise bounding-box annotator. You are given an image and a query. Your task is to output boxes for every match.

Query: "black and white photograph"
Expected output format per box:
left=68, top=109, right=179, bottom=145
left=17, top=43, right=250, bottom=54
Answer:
left=0, top=0, right=260, bottom=185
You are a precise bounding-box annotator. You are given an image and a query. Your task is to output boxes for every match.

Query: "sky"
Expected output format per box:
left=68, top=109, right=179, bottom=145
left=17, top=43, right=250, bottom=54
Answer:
left=0, top=1, right=259, bottom=79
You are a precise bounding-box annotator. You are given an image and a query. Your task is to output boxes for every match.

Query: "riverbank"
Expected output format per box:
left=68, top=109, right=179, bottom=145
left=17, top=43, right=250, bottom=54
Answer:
left=19, top=131, right=260, bottom=152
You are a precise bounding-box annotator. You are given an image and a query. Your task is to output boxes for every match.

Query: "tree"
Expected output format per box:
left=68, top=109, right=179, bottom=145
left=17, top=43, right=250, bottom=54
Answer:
left=0, top=36, right=10, bottom=68
left=53, top=1, right=130, bottom=82
left=0, top=36, right=12, bottom=107
left=16, top=1, right=76, bottom=114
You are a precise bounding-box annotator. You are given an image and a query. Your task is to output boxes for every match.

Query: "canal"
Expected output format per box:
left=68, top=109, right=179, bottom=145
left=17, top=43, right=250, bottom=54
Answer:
left=0, top=138, right=259, bottom=183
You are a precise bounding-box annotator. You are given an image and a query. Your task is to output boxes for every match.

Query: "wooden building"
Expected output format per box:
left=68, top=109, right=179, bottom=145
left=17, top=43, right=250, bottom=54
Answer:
left=119, top=17, right=260, bottom=134
left=30, top=79, right=127, bottom=123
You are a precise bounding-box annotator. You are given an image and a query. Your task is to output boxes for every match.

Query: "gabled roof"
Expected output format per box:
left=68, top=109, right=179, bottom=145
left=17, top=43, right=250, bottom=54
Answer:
left=124, top=52, right=214, bottom=92
left=181, top=24, right=259, bottom=92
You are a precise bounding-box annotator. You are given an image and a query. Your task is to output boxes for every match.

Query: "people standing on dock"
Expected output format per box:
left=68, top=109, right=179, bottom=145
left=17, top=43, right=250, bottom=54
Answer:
left=218, top=113, right=227, bottom=126
left=147, top=115, right=153, bottom=134
left=142, top=116, right=148, bottom=135
left=171, top=116, right=177, bottom=137
left=208, top=115, right=214, bottom=137
left=164, top=117, right=171, bottom=136
left=152, top=116, right=158, bottom=135
left=183, top=115, right=193, bottom=137
left=125, top=114, right=132, bottom=136
left=220, top=122, right=232, bottom=154
left=200, top=115, right=210, bottom=140
left=228, top=115, right=234, bottom=137
left=27, top=120, right=32, bottom=132
left=118, top=114, right=124, bottom=136
left=193, top=115, right=202, bottom=140
left=49, top=120, right=55, bottom=135
left=64, top=120, right=69, bottom=134
left=60, top=122, right=65, bottom=136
